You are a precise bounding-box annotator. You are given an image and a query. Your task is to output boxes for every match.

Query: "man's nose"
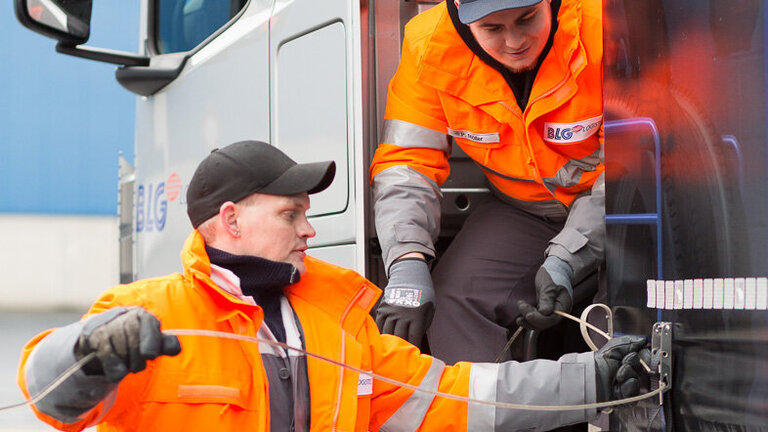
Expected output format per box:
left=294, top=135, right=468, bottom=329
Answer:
left=504, top=29, right=526, bottom=49
left=299, top=217, right=316, bottom=239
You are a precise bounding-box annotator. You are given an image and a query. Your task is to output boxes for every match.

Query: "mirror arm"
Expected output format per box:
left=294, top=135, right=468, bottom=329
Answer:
left=56, top=42, right=149, bottom=67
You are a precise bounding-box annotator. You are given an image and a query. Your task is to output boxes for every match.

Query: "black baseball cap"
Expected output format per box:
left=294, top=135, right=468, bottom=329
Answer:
left=457, top=0, right=543, bottom=24
left=186, top=140, right=336, bottom=228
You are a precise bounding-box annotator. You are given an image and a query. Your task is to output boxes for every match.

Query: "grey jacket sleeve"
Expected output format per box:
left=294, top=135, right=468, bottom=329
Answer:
left=24, top=320, right=118, bottom=424
left=546, top=172, right=606, bottom=283
left=467, top=351, right=598, bottom=431
left=372, top=165, right=443, bottom=272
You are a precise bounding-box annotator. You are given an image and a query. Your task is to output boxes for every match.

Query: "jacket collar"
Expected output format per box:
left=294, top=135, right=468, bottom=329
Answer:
left=182, top=230, right=263, bottom=313
left=418, top=0, right=585, bottom=109
left=181, top=230, right=381, bottom=330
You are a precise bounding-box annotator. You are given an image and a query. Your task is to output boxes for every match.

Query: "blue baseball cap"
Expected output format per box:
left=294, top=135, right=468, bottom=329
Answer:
left=457, top=0, right=544, bottom=24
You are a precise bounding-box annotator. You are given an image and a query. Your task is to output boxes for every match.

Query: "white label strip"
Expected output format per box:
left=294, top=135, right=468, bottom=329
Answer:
left=703, top=279, right=714, bottom=309
left=683, top=279, right=693, bottom=309
left=745, top=278, right=756, bottom=310
left=714, top=279, right=724, bottom=309
left=724, top=279, right=735, bottom=309
left=674, top=280, right=684, bottom=310
left=665, top=281, right=675, bottom=310
left=734, top=278, right=745, bottom=310
left=693, top=279, right=703, bottom=309
left=758, top=279, right=768, bottom=310
left=647, top=280, right=656, bottom=308
left=657, top=281, right=665, bottom=309
left=647, top=277, right=768, bottom=310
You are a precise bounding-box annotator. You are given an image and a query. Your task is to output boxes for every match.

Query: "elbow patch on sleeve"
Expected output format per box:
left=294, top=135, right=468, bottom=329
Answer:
left=548, top=227, right=589, bottom=255
left=394, top=222, right=435, bottom=249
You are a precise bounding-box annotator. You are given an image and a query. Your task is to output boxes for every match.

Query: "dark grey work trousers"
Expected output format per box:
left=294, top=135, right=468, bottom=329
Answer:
left=427, top=196, right=566, bottom=365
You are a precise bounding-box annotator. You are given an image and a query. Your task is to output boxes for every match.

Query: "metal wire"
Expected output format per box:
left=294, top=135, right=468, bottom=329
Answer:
left=166, top=329, right=665, bottom=412
left=2, top=315, right=662, bottom=413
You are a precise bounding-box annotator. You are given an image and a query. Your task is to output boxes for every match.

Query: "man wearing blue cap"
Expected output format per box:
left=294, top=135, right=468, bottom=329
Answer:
left=370, top=0, right=605, bottom=363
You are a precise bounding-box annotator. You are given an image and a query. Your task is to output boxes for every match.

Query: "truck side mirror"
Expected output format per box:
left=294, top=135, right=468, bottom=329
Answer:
left=15, top=0, right=92, bottom=46
left=14, top=0, right=194, bottom=95
left=14, top=0, right=149, bottom=68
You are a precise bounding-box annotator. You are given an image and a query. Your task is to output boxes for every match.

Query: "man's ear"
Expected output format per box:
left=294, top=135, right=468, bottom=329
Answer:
left=218, top=201, right=240, bottom=238
left=454, top=0, right=460, bottom=8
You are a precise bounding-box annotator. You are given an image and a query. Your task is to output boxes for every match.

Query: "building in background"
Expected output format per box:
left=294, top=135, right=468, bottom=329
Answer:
left=0, top=1, right=139, bottom=310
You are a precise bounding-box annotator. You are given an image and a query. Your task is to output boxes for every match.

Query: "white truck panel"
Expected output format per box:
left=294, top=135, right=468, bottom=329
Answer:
left=132, top=0, right=364, bottom=278
left=270, top=0, right=362, bottom=270
left=133, top=1, right=274, bottom=278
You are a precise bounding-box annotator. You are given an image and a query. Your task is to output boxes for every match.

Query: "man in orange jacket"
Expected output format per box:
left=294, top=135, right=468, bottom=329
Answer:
left=18, top=141, right=645, bottom=431
left=370, top=0, right=604, bottom=362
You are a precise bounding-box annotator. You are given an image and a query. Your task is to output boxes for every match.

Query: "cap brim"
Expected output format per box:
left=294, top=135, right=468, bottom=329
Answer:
left=259, top=160, right=336, bottom=196
left=458, top=0, right=543, bottom=24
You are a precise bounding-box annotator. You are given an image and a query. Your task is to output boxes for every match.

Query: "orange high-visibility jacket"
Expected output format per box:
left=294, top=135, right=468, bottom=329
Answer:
left=370, top=0, right=604, bottom=278
left=19, top=231, right=597, bottom=431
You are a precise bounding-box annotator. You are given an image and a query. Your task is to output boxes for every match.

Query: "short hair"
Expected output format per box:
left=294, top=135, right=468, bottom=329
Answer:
left=196, top=217, right=217, bottom=243
left=196, top=193, right=263, bottom=244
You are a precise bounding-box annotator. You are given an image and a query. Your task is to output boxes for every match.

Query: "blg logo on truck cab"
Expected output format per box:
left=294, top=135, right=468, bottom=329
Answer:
left=543, top=115, right=603, bottom=144
left=136, top=173, right=184, bottom=233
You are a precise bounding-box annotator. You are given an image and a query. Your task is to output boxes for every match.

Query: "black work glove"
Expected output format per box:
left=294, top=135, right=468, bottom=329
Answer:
left=516, top=256, right=574, bottom=331
left=375, top=258, right=435, bottom=346
left=594, top=335, right=651, bottom=402
left=74, top=307, right=182, bottom=383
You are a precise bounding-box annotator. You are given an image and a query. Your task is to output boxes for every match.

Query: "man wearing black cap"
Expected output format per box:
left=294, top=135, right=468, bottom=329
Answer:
left=370, top=0, right=605, bottom=363
left=19, top=141, right=646, bottom=432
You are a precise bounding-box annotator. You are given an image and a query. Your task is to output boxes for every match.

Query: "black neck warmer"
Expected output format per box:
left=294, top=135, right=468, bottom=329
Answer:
left=206, top=246, right=300, bottom=343
left=447, top=0, right=561, bottom=110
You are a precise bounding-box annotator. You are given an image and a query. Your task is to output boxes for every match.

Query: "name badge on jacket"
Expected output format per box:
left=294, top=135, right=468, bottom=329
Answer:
left=447, top=128, right=500, bottom=144
left=358, top=372, right=373, bottom=396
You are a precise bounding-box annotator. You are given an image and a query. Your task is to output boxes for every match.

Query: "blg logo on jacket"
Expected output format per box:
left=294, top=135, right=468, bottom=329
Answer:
left=544, top=115, right=603, bottom=144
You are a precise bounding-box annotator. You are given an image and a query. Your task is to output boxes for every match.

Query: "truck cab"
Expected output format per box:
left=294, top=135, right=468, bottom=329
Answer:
left=17, top=0, right=483, bottom=290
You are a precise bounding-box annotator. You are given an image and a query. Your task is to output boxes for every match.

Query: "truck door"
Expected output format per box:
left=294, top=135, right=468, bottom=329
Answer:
left=269, top=0, right=363, bottom=271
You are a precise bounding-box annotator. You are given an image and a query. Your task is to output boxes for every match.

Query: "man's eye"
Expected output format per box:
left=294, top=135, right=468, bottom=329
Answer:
left=518, top=12, right=536, bottom=23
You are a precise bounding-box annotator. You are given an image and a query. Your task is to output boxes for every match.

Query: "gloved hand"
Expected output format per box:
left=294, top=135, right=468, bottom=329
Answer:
left=594, top=335, right=651, bottom=402
left=516, top=256, right=574, bottom=331
left=375, top=258, right=435, bottom=346
left=74, top=307, right=182, bottom=382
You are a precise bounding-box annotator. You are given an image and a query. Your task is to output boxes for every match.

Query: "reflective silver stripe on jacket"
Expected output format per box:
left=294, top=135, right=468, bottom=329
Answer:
left=380, top=357, right=446, bottom=431
left=381, top=119, right=451, bottom=151
left=475, top=148, right=600, bottom=195
left=467, top=363, right=499, bottom=430
left=467, top=352, right=598, bottom=431
left=372, top=165, right=443, bottom=271
left=542, top=149, right=602, bottom=194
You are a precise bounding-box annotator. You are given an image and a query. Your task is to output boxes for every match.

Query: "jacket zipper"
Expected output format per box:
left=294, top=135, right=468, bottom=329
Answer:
left=498, top=100, right=544, bottom=185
